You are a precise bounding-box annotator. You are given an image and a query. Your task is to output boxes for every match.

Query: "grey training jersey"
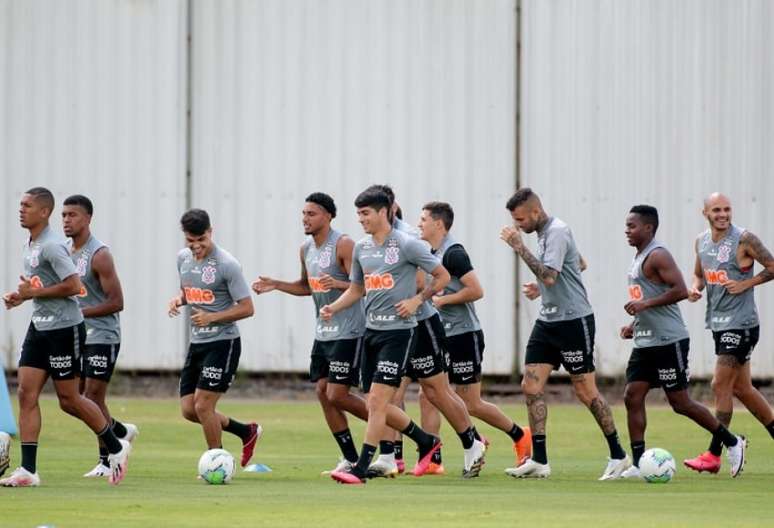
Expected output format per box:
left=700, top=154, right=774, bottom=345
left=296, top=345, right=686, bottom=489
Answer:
left=303, top=229, right=365, bottom=341
left=177, top=245, right=251, bottom=343
left=351, top=229, right=441, bottom=330
left=394, top=218, right=437, bottom=321
left=627, top=239, right=689, bottom=348
left=23, top=226, right=84, bottom=331
left=697, top=225, right=759, bottom=331
left=433, top=236, right=481, bottom=337
left=535, top=217, right=593, bottom=322
left=71, top=235, right=121, bottom=344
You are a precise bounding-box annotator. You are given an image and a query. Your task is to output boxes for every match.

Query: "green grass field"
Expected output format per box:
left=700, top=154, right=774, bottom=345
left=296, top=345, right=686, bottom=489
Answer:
left=1, top=397, right=772, bottom=527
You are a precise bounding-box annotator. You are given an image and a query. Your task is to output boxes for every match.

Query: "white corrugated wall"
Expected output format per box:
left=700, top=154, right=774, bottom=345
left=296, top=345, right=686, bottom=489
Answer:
left=520, top=0, right=774, bottom=377
left=190, top=0, right=518, bottom=373
left=1, top=0, right=188, bottom=370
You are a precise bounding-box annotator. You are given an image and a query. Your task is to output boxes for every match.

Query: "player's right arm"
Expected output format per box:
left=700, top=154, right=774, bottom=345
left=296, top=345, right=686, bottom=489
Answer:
left=687, top=237, right=704, bottom=302
left=168, top=287, right=186, bottom=317
left=82, top=248, right=124, bottom=318
left=624, top=249, right=689, bottom=315
left=320, top=282, right=365, bottom=320
left=252, top=246, right=312, bottom=296
left=18, top=243, right=82, bottom=300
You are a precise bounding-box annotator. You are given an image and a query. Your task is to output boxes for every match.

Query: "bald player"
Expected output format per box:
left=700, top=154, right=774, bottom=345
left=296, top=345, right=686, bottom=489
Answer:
left=684, top=193, right=774, bottom=474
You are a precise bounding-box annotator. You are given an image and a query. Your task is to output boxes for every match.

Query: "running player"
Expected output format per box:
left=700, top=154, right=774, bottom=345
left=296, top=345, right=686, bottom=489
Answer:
left=683, top=193, right=774, bottom=473
left=251, top=193, right=369, bottom=474
left=420, top=202, right=532, bottom=468
left=501, top=188, right=629, bottom=479
left=620, top=204, right=747, bottom=478
left=167, top=209, right=261, bottom=467
left=322, top=187, right=458, bottom=484
left=1, top=187, right=130, bottom=487
left=62, top=194, right=139, bottom=478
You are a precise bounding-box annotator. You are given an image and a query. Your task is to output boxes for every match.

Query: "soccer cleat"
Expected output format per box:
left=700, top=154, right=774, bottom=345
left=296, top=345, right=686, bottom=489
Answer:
left=320, top=458, right=354, bottom=476
left=619, top=465, right=641, bottom=479
left=513, top=426, right=532, bottom=466
left=425, top=462, right=445, bottom=475
left=683, top=451, right=721, bottom=474
left=331, top=469, right=366, bottom=485
left=0, top=467, right=40, bottom=487
left=0, top=432, right=10, bottom=477
left=462, top=439, right=486, bottom=479
left=367, top=454, right=398, bottom=478
left=83, top=463, right=111, bottom=478
left=726, top=435, right=747, bottom=478
left=412, top=437, right=442, bottom=477
left=396, top=458, right=406, bottom=474
left=240, top=423, right=263, bottom=467
left=598, top=455, right=632, bottom=481
left=504, top=457, right=551, bottom=479
left=107, top=439, right=131, bottom=486
left=122, top=423, right=140, bottom=443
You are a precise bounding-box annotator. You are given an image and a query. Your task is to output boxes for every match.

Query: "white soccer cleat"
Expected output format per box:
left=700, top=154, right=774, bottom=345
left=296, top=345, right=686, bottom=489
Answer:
left=462, top=439, right=486, bottom=479
left=598, top=455, right=632, bottom=481
left=367, top=454, right=398, bottom=478
left=504, top=457, right=551, bottom=479
left=726, top=435, right=747, bottom=478
left=83, top=462, right=111, bottom=478
left=122, top=423, right=139, bottom=443
left=0, top=432, right=10, bottom=477
left=619, top=465, right=641, bottom=479
left=0, top=466, right=40, bottom=487
left=107, top=439, right=131, bottom=486
left=320, top=458, right=354, bottom=476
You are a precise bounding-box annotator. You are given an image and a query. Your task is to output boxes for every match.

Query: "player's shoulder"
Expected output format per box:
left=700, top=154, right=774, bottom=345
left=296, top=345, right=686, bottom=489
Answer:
left=547, top=217, right=570, bottom=234
left=213, top=246, right=242, bottom=268
left=177, top=247, right=192, bottom=261
left=39, top=232, right=70, bottom=256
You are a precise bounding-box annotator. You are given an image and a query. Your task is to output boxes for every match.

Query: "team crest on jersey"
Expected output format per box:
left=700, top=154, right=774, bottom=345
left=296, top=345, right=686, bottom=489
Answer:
left=76, top=255, right=88, bottom=276
left=201, top=265, right=217, bottom=285
left=29, top=248, right=40, bottom=268
left=717, top=244, right=731, bottom=264
left=384, top=246, right=400, bottom=265
left=318, top=246, right=332, bottom=269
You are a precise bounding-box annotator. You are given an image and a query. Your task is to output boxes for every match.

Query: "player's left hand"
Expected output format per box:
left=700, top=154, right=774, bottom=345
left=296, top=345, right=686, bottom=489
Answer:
left=723, top=279, right=749, bottom=295
left=624, top=300, right=648, bottom=315
left=500, top=225, right=523, bottom=249
left=395, top=295, right=422, bottom=318
left=318, top=273, right=336, bottom=291
left=3, top=291, right=23, bottom=309
left=431, top=293, right=446, bottom=308
left=190, top=307, right=215, bottom=327
left=17, top=275, right=34, bottom=300
left=319, top=304, right=334, bottom=321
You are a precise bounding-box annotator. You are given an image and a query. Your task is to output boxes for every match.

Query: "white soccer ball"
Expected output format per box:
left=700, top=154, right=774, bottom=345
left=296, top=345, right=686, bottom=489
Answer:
left=198, top=448, right=235, bottom=485
left=639, top=447, right=676, bottom=483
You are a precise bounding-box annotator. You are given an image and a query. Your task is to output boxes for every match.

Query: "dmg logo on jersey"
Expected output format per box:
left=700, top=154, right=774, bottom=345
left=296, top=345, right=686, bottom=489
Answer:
left=384, top=247, right=400, bottom=265
left=717, top=244, right=732, bottom=264
left=704, top=269, right=729, bottom=285
left=184, top=286, right=215, bottom=304
left=628, top=284, right=643, bottom=301
left=78, top=286, right=87, bottom=298
left=201, top=266, right=217, bottom=285
left=364, top=273, right=394, bottom=291
left=308, top=277, right=331, bottom=293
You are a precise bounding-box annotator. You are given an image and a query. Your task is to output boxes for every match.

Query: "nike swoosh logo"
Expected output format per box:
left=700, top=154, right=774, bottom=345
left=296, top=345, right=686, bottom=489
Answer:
left=461, top=376, right=473, bottom=381
left=383, top=376, right=395, bottom=381
left=208, top=382, right=219, bottom=387
left=60, top=371, right=71, bottom=376
left=335, top=375, right=348, bottom=380
left=423, top=369, right=434, bottom=375
left=94, top=371, right=106, bottom=375
left=665, top=383, right=677, bottom=388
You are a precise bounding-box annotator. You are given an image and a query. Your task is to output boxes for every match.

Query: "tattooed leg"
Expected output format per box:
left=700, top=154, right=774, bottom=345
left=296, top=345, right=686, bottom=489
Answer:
left=526, top=393, right=547, bottom=435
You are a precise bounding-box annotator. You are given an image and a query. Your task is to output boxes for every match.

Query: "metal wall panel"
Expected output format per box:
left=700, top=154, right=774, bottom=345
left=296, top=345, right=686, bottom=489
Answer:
left=191, top=0, right=518, bottom=373
left=520, top=0, right=774, bottom=377
left=1, top=0, right=188, bottom=369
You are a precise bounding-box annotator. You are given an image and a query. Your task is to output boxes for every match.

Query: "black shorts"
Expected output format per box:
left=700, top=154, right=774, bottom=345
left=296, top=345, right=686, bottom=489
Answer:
left=525, top=314, right=595, bottom=374
left=19, top=322, right=86, bottom=380
left=713, top=327, right=759, bottom=365
left=360, top=329, right=416, bottom=393
left=81, top=343, right=121, bottom=382
left=626, top=338, right=690, bottom=392
left=406, top=314, right=448, bottom=380
left=309, top=337, right=363, bottom=386
left=446, top=330, right=484, bottom=385
left=179, top=338, right=241, bottom=397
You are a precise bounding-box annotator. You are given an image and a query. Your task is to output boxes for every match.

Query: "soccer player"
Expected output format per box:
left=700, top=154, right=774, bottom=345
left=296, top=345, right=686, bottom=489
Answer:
left=251, top=193, right=369, bottom=474
left=167, top=209, right=261, bottom=467
left=62, top=194, right=139, bottom=478
left=321, top=187, right=457, bottom=484
left=501, top=188, right=629, bottom=479
left=420, top=202, right=532, bottom=468
left=683, top=193, right=774, bottom=473
left=620, top=204, right=747, bottom=478
left=1, top=187, right=130, bottom=487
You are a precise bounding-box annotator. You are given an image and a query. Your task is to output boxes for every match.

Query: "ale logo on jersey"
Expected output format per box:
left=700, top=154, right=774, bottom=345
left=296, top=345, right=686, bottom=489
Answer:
left=308, top=277, right=330, bottom=293
left=184, top=286, right=215, bottom=304
left=364, top=273, right=394, bottom=291
left=628, top=284, right=643, bottom=301
left=201, top=266, right=217, bottom=285
left=704, top=269, right=729, bottom=285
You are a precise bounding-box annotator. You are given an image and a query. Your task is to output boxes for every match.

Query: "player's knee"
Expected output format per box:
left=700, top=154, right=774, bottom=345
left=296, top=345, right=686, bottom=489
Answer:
left=521, top=378, right=540, bottom=397
left=573, top=385, right=596, bottom=407
left=57, top=393, right=80, bottom=415
left=710, top=376, right=731, bottom=396
left=17, top=385, right=38, bottom=410
left=193, top=398, right=214, bottom=419
left=83, top=388, right=104, bottom=405
left=180, top=405, right=198, bottom=422
left=623, top=388, right=642, bottom=409
left=326, top=387, right=348, bottom=408
left=667, top=397, right=691, bottom=416
left=315, top=383, right=329, bottom=403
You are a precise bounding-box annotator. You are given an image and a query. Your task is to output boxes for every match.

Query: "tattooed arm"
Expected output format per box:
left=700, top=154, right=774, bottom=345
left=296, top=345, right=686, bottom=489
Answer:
left=500, top=226, right=558, bottom=286
left=725, top=231, right=774, bottom=294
